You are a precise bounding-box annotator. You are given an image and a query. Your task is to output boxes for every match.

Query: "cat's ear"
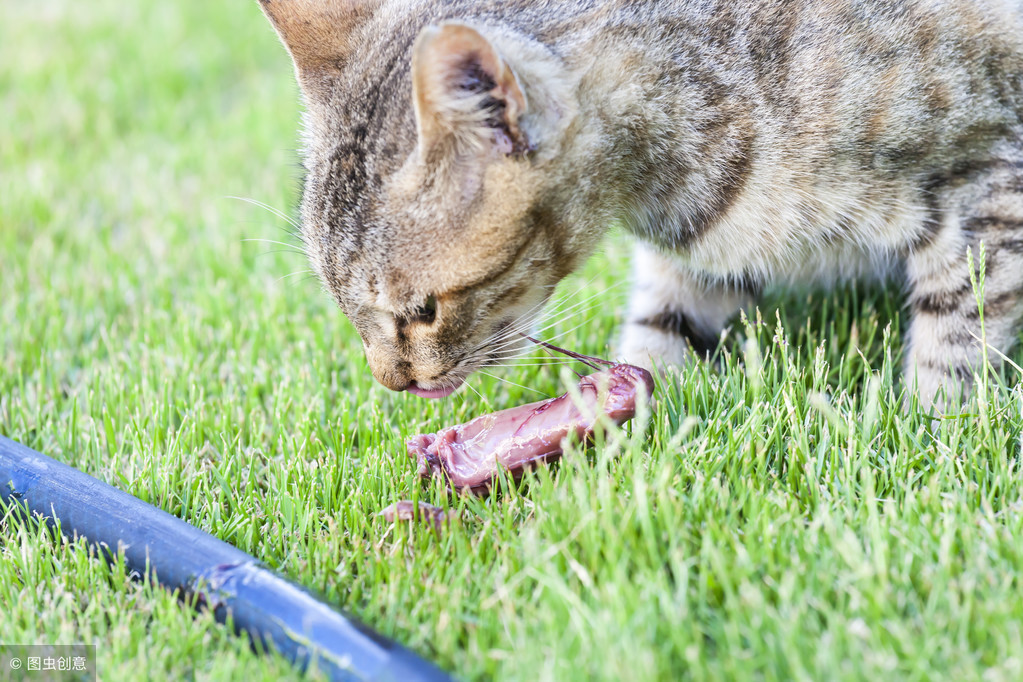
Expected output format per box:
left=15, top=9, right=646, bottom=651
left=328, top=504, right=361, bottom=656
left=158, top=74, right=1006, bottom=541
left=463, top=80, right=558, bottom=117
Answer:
left=258, top=0, right=374, bottom=94
left=412, top=22, right=530, bottom=157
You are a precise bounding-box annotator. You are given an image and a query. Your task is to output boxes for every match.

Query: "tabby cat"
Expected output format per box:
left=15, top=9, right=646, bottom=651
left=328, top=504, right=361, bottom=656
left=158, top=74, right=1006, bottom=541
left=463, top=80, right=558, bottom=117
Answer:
left=258, top=0, right=1023, bottom=408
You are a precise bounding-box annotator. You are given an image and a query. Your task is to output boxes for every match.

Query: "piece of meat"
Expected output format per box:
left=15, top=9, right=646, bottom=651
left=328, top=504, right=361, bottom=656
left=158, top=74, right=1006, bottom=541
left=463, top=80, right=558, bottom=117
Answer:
left=407, top=363, right=655, bottom=494
left=379, top=500, right=453, bottom=531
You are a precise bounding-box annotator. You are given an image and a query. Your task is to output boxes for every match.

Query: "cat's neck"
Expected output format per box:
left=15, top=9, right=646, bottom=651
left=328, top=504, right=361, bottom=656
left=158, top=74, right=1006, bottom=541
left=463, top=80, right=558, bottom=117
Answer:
left=547, top=22, right=757, bottom=252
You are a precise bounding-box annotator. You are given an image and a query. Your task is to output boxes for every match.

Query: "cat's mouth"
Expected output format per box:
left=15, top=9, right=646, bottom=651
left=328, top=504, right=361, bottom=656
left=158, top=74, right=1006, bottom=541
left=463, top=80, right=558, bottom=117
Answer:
left=405, top=379, right=464, bottom=399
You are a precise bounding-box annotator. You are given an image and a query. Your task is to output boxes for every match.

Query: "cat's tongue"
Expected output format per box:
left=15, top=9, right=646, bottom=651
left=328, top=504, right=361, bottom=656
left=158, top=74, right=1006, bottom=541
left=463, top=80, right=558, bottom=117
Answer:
left=406, top=380, right=462, bottom=399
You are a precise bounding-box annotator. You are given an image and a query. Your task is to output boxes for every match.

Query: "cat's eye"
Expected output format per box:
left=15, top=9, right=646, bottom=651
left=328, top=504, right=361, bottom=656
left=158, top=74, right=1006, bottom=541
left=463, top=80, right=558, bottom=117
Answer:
left=410, top=295, right=438, bottom=325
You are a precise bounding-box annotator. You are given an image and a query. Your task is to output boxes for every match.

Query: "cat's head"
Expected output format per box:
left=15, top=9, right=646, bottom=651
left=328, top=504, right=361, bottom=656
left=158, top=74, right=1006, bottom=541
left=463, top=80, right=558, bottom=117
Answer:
left=261, top=0, right=597, bottom=397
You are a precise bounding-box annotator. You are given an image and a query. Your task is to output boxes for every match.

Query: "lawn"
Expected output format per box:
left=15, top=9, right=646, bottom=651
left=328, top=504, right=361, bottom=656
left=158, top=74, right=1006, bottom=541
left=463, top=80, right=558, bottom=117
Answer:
left=4, top=2, right=1023, bottom=681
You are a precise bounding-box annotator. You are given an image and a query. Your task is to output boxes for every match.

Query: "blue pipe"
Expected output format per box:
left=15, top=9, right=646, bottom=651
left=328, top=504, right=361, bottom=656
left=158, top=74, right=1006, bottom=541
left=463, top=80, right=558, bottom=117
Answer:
left=0, top=435, right=454, bottom=682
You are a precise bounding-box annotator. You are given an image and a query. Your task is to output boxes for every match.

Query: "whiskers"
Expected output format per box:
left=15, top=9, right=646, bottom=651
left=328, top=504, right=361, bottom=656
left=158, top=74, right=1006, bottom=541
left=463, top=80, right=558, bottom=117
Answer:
left=458, top=377, right=494, bottom=409
left=457, top=275, right=626, bottom=398
left=228, top=195, right=305, bottom=245
left=476, top=370, right=552, bottom=398
left=240, top=237, right=306, bottom=257
left=273, top=268, right=317, bottom=286
left=229, top=195, right=314, bottom=287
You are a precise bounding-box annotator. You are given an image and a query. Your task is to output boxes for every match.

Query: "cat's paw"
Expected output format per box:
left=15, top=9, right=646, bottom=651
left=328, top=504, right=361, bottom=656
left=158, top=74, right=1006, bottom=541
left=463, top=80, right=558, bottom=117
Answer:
left=905, top=361, right=971, bottom=415
left=617, top=319, right=692, bottom=373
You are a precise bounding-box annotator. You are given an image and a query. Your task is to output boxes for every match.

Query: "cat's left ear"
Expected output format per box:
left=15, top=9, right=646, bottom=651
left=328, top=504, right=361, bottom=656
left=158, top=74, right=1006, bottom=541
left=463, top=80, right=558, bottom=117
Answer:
left=258, top=0, right=375, bottom=99
left=412, top=22, right=530, bottom=157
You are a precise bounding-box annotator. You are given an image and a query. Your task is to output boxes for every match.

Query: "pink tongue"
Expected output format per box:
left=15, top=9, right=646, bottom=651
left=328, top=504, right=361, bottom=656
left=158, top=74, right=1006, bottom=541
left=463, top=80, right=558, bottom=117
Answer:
left=406, top=380, right=462, bottom=399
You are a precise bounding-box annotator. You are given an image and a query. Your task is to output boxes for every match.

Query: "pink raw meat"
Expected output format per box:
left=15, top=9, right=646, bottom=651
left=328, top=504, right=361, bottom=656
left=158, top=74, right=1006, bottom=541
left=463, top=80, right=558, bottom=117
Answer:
left=407, top=364, right=654, bottom=494
left=379, top=500, right=453, bottom=531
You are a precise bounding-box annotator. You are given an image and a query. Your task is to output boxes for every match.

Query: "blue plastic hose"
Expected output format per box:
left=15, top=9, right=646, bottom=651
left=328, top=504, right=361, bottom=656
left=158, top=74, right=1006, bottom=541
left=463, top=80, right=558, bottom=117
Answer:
left=0, top=435, right=454, bottom=682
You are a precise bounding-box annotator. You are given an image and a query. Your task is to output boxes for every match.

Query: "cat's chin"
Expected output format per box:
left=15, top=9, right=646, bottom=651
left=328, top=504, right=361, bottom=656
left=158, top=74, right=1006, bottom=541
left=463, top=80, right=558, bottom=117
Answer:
left=405, top=380, right=463, bottom=400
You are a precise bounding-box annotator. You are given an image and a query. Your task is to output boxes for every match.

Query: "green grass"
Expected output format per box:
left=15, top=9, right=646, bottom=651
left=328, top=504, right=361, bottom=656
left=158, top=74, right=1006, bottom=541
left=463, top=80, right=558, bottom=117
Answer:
left=4, top=2, right=1023, bottom=680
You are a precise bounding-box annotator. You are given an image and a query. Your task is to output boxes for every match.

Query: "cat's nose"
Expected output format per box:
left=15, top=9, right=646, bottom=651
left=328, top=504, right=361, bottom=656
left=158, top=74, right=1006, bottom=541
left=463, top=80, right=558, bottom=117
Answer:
left=368, top=362, right=412, bottom=392
left=374, top=372, right=411, bottom=392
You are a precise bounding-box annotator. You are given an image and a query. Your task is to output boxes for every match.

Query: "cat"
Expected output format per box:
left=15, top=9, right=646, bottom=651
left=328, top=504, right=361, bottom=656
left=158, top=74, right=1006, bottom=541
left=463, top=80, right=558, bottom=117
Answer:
left=258, top=0, right=1023, bottom=409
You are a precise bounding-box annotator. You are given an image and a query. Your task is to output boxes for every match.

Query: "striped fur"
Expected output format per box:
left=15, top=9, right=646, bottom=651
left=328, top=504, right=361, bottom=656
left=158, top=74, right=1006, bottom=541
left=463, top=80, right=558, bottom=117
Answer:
left=260, top=0, right=1023, bottom=408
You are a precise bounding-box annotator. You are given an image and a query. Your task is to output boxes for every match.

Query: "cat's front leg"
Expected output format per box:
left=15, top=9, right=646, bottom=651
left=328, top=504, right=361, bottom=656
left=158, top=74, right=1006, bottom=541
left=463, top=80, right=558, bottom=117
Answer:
left=905, top=154, right=1023, bottom=410
left=618, top=242, right=752, bottom=371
